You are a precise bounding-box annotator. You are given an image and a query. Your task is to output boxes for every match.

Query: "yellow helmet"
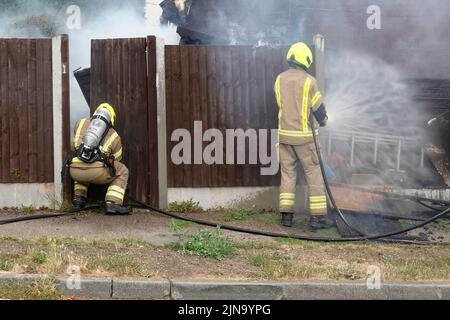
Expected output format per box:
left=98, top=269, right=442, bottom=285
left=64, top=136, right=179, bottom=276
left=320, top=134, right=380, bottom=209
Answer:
left=286, top=42, right=314, bottom=69
left=95, top=103, right=117, bottom=126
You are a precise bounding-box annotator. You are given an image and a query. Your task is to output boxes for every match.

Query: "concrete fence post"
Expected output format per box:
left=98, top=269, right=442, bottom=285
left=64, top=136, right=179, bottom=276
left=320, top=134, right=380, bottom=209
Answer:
left=156, top=37, right=168, bottom=209
left=52, top=35, right=70, bottom=209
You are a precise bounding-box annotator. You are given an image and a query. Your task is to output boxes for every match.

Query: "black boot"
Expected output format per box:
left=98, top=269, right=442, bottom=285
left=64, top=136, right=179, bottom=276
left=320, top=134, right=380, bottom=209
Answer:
left=281, top=213, right=294, bottom=227
left=72, top=197, right=87, bottom=210
left=310, top=215, right=335, bottom=231
left=105, top=202, right=132, bottom=215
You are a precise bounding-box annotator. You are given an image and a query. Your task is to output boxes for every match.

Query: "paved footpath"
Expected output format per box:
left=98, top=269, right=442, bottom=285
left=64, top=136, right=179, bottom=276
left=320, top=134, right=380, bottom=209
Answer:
left=0, top=274, right=449, bottom=300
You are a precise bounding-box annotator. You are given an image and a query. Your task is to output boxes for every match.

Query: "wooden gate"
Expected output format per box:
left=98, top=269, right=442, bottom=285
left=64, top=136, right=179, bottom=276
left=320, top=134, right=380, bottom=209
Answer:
left=90, top=37, right=159, bottom=205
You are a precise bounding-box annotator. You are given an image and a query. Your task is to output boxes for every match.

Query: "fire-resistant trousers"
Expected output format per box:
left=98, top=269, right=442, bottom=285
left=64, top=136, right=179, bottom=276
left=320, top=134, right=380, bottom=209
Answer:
left=279, top=143, right=328, bottom=216
left=70, top=162, right=129, bottom=205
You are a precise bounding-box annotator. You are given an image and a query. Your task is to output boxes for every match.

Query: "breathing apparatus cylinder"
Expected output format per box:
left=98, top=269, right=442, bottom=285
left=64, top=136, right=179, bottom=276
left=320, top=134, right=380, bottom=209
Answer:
left=78, top=108, right=112, bottom=163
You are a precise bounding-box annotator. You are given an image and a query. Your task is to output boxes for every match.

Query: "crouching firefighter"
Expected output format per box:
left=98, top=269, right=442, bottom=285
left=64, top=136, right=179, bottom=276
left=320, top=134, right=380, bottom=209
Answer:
left=274, top=42, right=333, bottom=230
left=62, top=103, right=132, bottom=215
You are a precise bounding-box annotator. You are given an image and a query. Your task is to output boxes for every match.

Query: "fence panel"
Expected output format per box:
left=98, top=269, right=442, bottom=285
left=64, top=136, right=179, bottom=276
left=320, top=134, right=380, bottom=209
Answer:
left=90, top=38, right=154, bottom=203
left=0, top=38, right=54, bottom=183
left=165, top=45, right=289, bottom=188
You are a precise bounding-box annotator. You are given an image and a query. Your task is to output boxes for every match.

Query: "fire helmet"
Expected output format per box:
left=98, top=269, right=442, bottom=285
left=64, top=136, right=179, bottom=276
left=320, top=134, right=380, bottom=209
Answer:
left=286, top=42, right=314, bottom=69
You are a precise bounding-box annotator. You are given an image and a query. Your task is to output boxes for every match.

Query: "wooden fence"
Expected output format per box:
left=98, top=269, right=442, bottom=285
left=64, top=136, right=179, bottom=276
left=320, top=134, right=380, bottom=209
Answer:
left=0, top=39, right=55, bottom=183
left=0, top=36, right=70, bottom=208
left=165, top=45, right=289, bottom=188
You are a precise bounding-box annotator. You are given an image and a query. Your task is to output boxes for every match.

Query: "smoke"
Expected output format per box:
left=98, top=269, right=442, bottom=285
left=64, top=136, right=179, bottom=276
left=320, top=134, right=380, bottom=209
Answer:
left=0, top=0, right=179, bottom=129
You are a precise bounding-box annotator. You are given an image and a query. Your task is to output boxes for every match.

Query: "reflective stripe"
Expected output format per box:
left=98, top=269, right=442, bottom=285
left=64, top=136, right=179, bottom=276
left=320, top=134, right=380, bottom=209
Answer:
left=275, top=76, right=282, bottom=109
left=113, top=148, right=123, bottom=159
left=280, top=193, right=295, bottom=200
left=106, top=190, right=125, bottom=201
left=108, top=185, right=125, bottom=196
left=302, top=78, right=312, bottom=132
left=310, top=204, right=328, bottom=209
left=279, top=129, right=319, bottom=138
left=310, top=196, right=327, bottom=203
left=73, top=119, right=87, bottom=148
left=102, top=132, right=119, bottom=153
left=280, top=200, right=295, bottom=207
left=275, top=76, right=283, bottom=127
left=74, top=183, right=88, bottom=192
left=311, top=92, right=322, bottom=107
left=310, top=195, right=327, bottom=200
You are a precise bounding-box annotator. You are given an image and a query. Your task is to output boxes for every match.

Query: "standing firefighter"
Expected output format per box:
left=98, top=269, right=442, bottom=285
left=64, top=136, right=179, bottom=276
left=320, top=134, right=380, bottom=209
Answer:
left=274, top=42, right=332, bottom=230
left=64, top=103, right=132, bottom=215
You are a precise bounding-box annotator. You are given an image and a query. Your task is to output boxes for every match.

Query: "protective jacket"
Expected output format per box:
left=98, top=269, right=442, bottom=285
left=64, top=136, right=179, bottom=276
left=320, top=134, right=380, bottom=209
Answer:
left=275, top=68, right=325, bottom=145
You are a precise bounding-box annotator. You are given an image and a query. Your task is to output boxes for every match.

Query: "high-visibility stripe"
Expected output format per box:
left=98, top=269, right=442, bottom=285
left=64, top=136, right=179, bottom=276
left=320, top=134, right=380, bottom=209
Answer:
left=275, top=76, right=282, bottom=109
left=310, top=196, right=327, bottom=201
left=311, top=92, right=322, bottom=107
left=102, top=132, right=119, bottom=153
left=310, top=195, right=327, bottom=200
left=73, top=119, right=87, bottom=148
left=302, top=78, right=312, bottom=132
left=280, top=192, right=295, bottom=198
left=310, top=205, right=328, bottom=210
left=310, top=200, right=327, bottom=205
left=280, top=195, right=295, bottom=200
left=113, top=148, right=123, bottom=159
left=74, top=183, right=88, bottom=192
left=106, top=190, right=125, bottom=201
left=280, top=200, right=295, bottom=207
left=275, top=76, right=283, bottom=127
left=108, top=185, right=125, bottom=195
left=279, top=129, right=319, bottom=138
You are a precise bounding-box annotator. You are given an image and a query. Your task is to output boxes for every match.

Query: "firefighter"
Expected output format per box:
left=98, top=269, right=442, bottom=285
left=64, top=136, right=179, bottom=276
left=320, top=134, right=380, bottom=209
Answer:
left=68, top=103, right=132, bottom=215
left=274, top=42, right=333, bottom=230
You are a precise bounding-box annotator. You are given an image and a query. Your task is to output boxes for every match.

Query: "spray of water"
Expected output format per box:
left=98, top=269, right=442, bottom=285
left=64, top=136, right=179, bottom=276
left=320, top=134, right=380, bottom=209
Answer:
left=325, top=50, right=425, bottom=136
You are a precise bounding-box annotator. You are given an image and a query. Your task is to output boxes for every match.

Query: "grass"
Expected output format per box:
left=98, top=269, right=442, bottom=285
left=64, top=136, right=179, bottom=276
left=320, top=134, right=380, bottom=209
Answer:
left=222, top=208, right=255, bottom=222
left=169, top=218, right=194, bottom=233
left=0, top=279, right=64, bottom=300
left=437, top=219, right=450, bottom=229
left=247, top=253, right=364, bottom=280
left=0, top=236, right=449, bottom=281
left=90, top=253, right=141, bottom=275
left=31, top=250, right=48, bottom=264
left=170, top=228, right=236, bottom=260
left=168, top=199, right=203, bottom=213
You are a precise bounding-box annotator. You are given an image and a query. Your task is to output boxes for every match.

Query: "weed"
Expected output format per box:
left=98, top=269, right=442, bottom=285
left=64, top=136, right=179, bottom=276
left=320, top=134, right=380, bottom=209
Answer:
left=20, top=205, right=36, bottom=213
left=169, top=218, right=194, bottom=234
left=169, top=199, right=203, bottom=213
left=222, top=208, right=255, bottom=222
left=0, top=254, right=19, bottom=271
left=32, top=250, right=48, bottom=264
left=174, top=228, right=236, bottom=260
